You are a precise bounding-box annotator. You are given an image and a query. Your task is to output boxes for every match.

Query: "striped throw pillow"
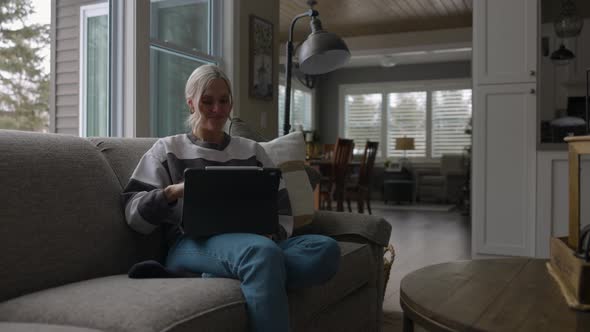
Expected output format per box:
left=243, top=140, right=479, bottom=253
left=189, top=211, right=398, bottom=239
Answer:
left=260, top=132, right=314, bottom=229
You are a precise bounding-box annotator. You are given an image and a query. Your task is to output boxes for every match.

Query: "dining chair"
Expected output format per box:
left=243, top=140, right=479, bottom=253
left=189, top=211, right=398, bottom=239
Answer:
left=346, top=141, right=379, bottom=214
left=322, top=143, right=335, bottom=160
left=319, top=138, right=354, bottom=211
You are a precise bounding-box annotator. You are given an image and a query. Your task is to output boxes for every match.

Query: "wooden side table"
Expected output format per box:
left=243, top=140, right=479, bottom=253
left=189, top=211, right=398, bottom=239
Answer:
left=563, top=136, right=590, bottom=249
left=400, top=259, right=590, bottom=331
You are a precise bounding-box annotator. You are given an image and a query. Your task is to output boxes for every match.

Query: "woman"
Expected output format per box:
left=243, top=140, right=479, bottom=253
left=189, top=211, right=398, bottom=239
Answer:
left=122, top=64, right=340, bottom=332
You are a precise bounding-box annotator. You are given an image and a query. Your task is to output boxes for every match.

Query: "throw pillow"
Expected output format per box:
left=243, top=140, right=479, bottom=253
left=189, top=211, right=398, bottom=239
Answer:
left=229, top=117, right=268, bottom=142
left=260, top=131, right=314, bottom=229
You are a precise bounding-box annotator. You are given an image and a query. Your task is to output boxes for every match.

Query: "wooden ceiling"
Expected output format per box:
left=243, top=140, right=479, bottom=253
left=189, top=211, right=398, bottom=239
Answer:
left=279, top=0, right=473, bottom=42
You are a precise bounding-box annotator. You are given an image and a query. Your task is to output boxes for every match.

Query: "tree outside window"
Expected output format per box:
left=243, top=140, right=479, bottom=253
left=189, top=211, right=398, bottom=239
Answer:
left=0, top=0, right=50, bottom=132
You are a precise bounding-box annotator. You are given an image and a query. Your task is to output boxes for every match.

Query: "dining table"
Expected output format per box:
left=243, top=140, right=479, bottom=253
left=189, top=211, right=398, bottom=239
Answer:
left=306, top=158, right=361, bottom=210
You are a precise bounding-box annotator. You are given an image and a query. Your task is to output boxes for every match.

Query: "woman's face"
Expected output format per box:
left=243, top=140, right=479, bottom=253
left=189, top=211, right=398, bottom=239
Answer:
left=192, top=78, right=232, bottom=132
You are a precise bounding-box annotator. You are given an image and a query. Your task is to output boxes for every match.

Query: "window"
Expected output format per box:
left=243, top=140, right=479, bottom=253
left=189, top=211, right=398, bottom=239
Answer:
left=79, top=3, right=109, bottom=137
left=341, top=80, right=472, bottom=159
left=431, top=89, right=472, bottom=158
left=278, top=83, right=313, bottom=137
left=387, top=92, right=427, bottom=158
left=344, top=93, right=382, bottom=155
left=149, top=0, right=221, bottom=137
left=0, top=0, right=51, bottom=133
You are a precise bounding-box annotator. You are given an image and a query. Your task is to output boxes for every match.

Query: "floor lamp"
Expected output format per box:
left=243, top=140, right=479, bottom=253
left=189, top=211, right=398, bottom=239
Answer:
left=283, top=0, right=350, bottom=136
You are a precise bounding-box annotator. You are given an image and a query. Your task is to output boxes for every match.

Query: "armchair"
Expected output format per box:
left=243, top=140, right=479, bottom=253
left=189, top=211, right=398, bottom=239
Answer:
left=415, top=154, right=467, bottom=204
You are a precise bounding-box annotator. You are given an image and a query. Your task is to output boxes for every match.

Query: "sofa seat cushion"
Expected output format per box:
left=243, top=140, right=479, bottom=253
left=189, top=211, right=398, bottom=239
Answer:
left=289, top=241, right=374, bottom=326
left=0, top=276, right=248, bottom=332
left=0, top=323, right=104, bottom=332
left=0, top=242, right=372, bottom=332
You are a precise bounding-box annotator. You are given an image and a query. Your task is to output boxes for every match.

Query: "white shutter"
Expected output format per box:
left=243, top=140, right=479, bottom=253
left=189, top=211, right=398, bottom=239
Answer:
left=278, top=85, right=285, bottom=136
left=344, top=93, right=382, bottom=154
left=432, top=89, right=472, bottom=157
left=278, top=85, right=312, bottom=137
left=387, top=92, right=427, bottom=157
left=292, top=89, right=312, bottom=130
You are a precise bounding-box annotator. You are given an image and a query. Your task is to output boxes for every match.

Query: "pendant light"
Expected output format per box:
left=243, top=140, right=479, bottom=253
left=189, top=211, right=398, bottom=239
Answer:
left=551, top=0, right=583, bottom=65
left=551, top=43, right=576, bottom=66
left=554, top=0, right=584, bottom=38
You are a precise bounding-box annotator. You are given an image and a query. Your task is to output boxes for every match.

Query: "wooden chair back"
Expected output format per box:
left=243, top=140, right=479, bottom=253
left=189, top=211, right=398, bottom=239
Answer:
left=331, top=138, right=354, bottom=187
left=358, top=141, right=379, bottom=187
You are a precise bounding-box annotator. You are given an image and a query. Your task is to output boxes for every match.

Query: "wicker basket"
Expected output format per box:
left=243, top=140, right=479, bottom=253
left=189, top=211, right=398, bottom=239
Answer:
left=383, top=244, right=396, bottom=295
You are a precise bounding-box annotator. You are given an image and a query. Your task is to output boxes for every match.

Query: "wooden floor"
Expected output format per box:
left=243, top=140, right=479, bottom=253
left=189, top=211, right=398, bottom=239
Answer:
left=364, top=201, right=472, bottom=331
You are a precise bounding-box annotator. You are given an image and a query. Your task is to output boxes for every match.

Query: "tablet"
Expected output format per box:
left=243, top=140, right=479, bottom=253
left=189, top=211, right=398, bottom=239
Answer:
left=181, top=167, right=281, bottom=238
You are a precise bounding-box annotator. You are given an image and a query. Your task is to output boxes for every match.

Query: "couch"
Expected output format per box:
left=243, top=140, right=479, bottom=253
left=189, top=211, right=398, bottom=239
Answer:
left=0, top=130, right=392, bottom=332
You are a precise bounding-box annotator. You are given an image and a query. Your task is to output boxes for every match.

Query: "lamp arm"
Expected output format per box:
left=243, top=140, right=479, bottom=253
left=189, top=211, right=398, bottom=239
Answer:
left=284, top=9, right=318, bottom=136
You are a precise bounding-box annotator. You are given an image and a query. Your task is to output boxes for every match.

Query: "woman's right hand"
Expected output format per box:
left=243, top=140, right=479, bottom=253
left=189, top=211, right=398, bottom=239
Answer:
left=164, top=183, right=184, bottom=203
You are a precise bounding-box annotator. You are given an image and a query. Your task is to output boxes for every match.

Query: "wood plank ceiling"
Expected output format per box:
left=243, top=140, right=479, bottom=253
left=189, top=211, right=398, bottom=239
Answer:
left=279, top=0, right=473, bottom=42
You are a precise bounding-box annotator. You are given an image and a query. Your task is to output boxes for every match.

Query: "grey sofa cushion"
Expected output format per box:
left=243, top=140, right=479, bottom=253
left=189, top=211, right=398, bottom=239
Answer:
left=0, top=130, right=146, bottom=302
left=0, top=276, right=248, bottom=332
left=0, top=323, right=104, bottom=332
left=87, top=137, right=165, bottom=261
left=228, top=118, right=268, bottom=142
left=0, top=242, right=372, bottom=332
left=87, top=137, right=158, bottom=188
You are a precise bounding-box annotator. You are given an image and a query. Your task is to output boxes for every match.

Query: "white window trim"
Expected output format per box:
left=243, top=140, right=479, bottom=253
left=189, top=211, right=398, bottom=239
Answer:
left=278, top=74, right=316, bottom=131
left=338, top=78, right=472, bottom=162
left=128, top=0, right=227, bottom=137
left=79, top=3, right=109, bottom=137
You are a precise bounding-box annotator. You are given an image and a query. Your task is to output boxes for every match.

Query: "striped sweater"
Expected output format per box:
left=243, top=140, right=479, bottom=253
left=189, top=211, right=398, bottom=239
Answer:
left=122, top=132, right=293, bottom=246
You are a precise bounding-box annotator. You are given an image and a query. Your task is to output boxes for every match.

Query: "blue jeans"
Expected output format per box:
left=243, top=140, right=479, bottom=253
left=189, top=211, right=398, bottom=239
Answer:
left=166, top=233, right=340, bottom=332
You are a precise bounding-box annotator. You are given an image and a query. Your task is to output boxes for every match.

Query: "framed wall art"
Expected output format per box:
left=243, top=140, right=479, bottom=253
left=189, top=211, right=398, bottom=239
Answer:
left=249, top=15, right=273, bottom=100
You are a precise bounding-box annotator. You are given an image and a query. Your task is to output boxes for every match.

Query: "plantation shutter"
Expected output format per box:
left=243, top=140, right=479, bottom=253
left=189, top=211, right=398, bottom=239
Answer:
left=344, top=94, right=382, bottom=154
left=387, top=92, right=427, bottom=158
left=278, top=85, right=312, bottom=136
left=431, top=89, right=472, bottom=157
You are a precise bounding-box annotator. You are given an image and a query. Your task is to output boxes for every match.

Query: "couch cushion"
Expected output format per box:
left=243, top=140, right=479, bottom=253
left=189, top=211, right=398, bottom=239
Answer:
left=289, top=241, right=374, bottom=326
left=0, top=276, right=248, bottom=332
left=228, top=117, right=268, bottom=142
left=0, top=242, right=372, bottom=332
left=0, top=323, right=104, bottom=332
left=0, top=130, right=150, bottom=302
left=86, top=137, right=158, bottom=189
left=86, top=137, right=165, bottom=262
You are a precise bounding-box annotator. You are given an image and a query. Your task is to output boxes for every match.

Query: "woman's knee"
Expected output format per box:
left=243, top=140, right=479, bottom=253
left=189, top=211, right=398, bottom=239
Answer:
left=240, top=236, right=284, bottom=264
left=317, top=236, right=340, bottom=276
left=301, top=235, right=341, bottom=260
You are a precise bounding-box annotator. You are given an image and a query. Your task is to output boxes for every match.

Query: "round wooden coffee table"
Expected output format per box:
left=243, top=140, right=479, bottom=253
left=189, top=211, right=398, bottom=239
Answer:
left=400, top=259, right=590, bottom=331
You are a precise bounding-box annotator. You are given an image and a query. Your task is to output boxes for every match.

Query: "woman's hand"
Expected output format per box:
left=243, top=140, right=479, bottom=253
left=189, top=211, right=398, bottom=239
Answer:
left=164, top=183, right=184, bottom=203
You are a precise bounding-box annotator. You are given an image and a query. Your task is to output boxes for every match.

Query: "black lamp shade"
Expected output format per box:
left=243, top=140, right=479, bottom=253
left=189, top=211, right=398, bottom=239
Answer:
left=297, top=30, right=350, bottom=75
left=551, top=44, right=575, bottom=65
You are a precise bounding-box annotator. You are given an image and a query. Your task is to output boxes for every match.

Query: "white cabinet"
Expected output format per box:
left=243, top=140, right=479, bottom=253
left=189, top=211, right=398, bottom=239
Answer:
left=472, top=84, right=537, bottom=256
left=473, top=0, right=538, bottom=85
left=473, top=0, right=538, bottom=257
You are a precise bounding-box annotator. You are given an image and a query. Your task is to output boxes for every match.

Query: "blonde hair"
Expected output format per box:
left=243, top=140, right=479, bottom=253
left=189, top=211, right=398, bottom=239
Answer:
left=185, top=64, right=233, bottom=131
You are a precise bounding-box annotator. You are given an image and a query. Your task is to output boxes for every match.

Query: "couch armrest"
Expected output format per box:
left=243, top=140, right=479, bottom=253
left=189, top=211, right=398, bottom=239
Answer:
left=293, top=210, right=392, bottom=247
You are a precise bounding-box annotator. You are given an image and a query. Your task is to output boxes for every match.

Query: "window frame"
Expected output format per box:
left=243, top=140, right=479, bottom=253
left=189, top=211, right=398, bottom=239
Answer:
left=79, top=2, right=110, bottom=137
left=278, top=74, right=316, bottom=136
left=339, top=78, right=472, bottom=162
left=127, top=0, right=226, bottom=137
left=148, top=0, right=222, bottom=137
